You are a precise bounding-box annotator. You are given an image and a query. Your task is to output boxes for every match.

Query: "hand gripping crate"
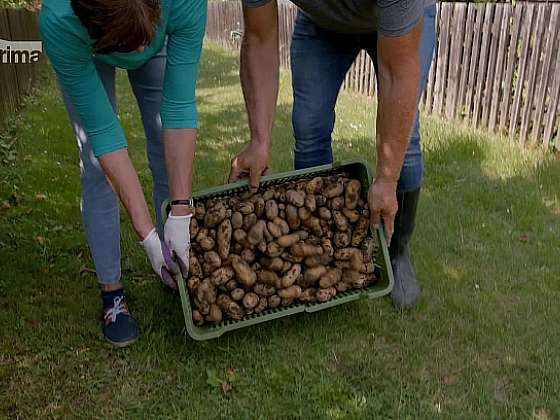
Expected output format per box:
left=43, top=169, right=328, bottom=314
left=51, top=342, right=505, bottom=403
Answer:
left=162, top=158, right=394, bottom=341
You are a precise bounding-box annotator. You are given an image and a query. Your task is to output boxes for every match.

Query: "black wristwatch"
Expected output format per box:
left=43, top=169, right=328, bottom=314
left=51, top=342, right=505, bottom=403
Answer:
left=171, top=199, right=194, bottom=207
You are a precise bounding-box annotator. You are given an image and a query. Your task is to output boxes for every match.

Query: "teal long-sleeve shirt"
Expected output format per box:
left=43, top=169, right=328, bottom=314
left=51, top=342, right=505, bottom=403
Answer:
left=39, top=0, right=207, bottom=157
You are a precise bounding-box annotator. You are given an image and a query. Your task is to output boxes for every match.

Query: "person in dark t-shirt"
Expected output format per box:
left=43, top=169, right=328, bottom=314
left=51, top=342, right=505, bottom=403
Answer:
left=229, top=0, right=436, bottom=309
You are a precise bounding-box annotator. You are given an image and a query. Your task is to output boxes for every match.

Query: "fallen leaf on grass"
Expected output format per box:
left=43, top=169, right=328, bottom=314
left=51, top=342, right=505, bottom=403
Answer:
left=221, top=382, right=233, bottom=394
left=519, top=234, right=529, bottom=243
left=443, top=375, right=458, bottom=386
left=35, top=193, right=47, bottom=201
left=1, top=201, right=10, bottom=210
left=35, top=236, right=46, bottom=245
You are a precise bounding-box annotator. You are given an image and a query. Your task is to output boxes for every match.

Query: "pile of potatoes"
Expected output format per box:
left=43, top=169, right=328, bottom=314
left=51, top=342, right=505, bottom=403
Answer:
left=188, top=174, right=378, bottom=326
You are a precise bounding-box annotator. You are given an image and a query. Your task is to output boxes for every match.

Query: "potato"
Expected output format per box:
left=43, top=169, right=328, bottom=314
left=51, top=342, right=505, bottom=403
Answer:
left=351, top=217, right=369, bottom=247
left=265, top=200, right=279, bottom=220
left=344, top=179, right=361, bottom=210
left=235, top=202, right=254, bottom=215
left=317, top=287, right=337, bottom=302
left=334, top=247, right=360, bottom=261
left=232, top=243, right=243, bottom=254
left=335, top=282, right=350, bottom=292
left=342, top=208, right=360, bottom=223
left=260, top=256, right=284, bottom=272
left=254, top=297, right=268, bottom=313
left=291, top=242, right=323, bottom=258
left=208, top=229, right=217, bottom=240
left=278, top=285, right=302, bottom=299
left=302, top=216, right=322, bottom=236
left=306, top=177, right=324, bottom=194
left=331, top=196, right=345, bottom=210
left=324, top=181, right=344, bottom=198
left=277, top=232, right=301, bottom=248
left=192, top=310, right=204, bottom=326
left=298, top=206, right=311, bottom=221
left=190, top=218, right=200, bottom=238
left=248, top=220, right=267, bottom=246
left=268, top=295, right=281, bottom=308
left=233, top=229, right=248, bottom=245
left=232, top=211, right=243, bottom=230
left=342, top=270, right=361, bottom=286
left=362, top=238, right=377, bottom=261
left=199, top=236, right=216, bottom=252
left=281, top=298, right=294, bottom=306
left=281, top=264, right=301, bottom=288
left=263, top=190, right=275, bottom=201
left=254, top=196, right=265, bottom=218
left=319, top=267, right=342, bottom=288
left=207, top=304, right=223, bottom=323
left=218, top=295, right=245, bottom=320
left=361, top=262, right=375, bottom=274
left=243, top=213, right=258, bottom=230
left=204, top=203, right=227, bottom=228
left=225, top=279, right=238, bottom=292
left=253, top=283, right=276, bottom=297
left=281, top=252, right=304, bottom=263
left=321, top=238, right=334, bottom=257
left=281, top=260, right=293, bottom=273
left=211, top=266, right=235, bottom=286
left=217, top=219, right=232, bottom=259
left=232, top=257, right=257, bottom=288
left=267, top=242, right=283, bottom=258
left=197, top=301, right=211, bottom=316
left=267, top=221, right=283, bottom=238
left=304, top=194, right=317, bottom=212
left=241, top=249, right=256, bottom=264
left=243, top=292, right=260, bottom=310
left=333, top=210, right=349, bottom=232
left=196, top=278, right=217, bottom=305
left=334, top=231, right=351, bottom=248
left=187, top=276, right=201, bottom=291
left=286, top=204, right=300, bottom=230
left=231, top=288, right=245, bottom=301
left=273, top=217, right=290, bottom=235
left=318, top=207, right=332, bottom=220
left=286, top=190, right=305, bottom=207
left=299, top=288, right=317, bottom=302
left=257, top=270, right=280, bottom=286
left=195, top=202, right=206, bottom=222
left=316, top=195, right=327, bottom=207
left=204, top=251, right=222, bottom=274
left=304, top=265, right=327, bottom=284
left=190, top=256, right=203, bottom=278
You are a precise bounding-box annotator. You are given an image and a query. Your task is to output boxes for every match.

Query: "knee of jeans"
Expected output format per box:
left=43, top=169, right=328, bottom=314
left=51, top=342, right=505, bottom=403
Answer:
left=293, top=111, right=333, bottom=147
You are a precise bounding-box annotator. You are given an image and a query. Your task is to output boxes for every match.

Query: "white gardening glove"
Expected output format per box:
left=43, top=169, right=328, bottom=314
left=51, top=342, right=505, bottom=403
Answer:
left=164, top=213, right=192, bottom=278
left=141, top=228, right=179, bottom=290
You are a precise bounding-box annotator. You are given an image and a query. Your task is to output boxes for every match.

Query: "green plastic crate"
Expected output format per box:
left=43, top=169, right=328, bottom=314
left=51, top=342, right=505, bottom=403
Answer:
left=162, top=158, right=394, bottom=341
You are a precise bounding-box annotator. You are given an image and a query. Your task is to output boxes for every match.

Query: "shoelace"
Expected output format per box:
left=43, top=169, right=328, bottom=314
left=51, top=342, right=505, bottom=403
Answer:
left=104, top=296, right=127, bottom=323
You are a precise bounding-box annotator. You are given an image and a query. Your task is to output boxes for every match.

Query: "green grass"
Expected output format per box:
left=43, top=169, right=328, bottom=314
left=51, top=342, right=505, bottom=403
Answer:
left=1, top=42, right=559, bottom=419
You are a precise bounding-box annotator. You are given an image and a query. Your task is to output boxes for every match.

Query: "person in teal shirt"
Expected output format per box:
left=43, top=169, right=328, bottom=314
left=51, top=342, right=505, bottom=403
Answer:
left=39, top=0, right=207, bottom=347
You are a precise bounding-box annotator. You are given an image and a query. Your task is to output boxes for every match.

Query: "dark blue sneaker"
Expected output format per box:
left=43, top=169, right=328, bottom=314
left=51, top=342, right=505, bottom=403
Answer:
left=102, top=296, right=138, bottom=347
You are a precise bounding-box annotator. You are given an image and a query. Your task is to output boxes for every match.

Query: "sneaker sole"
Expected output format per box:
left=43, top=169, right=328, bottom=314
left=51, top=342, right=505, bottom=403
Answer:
left=104, top=335, right=138, bottom=348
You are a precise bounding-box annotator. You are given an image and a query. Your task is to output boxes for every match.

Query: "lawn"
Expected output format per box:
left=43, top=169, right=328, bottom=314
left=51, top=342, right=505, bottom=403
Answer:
left=1, top=42, right=559, bottom=419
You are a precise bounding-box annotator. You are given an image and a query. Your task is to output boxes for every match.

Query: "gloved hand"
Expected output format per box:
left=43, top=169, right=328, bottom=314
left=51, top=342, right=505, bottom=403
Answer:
left=164, top=213, right=192, bottom=277
left=141, top=228, right=179, bottom=290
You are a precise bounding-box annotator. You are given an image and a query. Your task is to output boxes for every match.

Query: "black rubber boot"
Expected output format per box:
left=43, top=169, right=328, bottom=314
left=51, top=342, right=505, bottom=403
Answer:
left=389, top=188, right=421, bottom=309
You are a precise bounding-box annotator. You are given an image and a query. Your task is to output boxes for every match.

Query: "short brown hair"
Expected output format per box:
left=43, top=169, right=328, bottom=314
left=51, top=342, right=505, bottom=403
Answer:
left=71, top=0, right=161, bottom=54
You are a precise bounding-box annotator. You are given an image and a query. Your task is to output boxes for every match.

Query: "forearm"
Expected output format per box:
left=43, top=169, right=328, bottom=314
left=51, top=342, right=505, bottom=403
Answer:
left=164, top=128, right=196, bottom=215
left=98, top=149, right=153, bottom=239
left=240, top=6, right=279, bottom=147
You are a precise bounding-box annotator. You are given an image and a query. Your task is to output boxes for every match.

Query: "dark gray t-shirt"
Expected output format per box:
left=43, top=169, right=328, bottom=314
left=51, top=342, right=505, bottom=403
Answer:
left=242, top=0, right=433, bottom=35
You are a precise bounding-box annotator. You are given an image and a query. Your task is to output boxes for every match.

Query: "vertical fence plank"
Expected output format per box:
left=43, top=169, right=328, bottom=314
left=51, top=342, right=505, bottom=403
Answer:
left=481, top=4, right=502, bottom=128
left=473, top=3, right=494, bottom=127
left=489, top=4, right=511, bottom=132
left=519, top=5, right=547, bottom=145
left=465, top=5, right=485, bottom=120
left=531, top=5, right=559, bottom=145
left=542, top=14, right=560, bottom=148
left=500, top=3, right=523, bottom=133
left=445, top=3, right=466, bottom=120
left=434, top=3, right=452, bottom=116
left=456, top=3, right=475, bottom=118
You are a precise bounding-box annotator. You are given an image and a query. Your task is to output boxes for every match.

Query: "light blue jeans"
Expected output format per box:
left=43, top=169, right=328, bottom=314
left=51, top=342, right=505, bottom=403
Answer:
left=59, top=46, right=169, bottom=285
left=291, top=4, right=437, bottom=192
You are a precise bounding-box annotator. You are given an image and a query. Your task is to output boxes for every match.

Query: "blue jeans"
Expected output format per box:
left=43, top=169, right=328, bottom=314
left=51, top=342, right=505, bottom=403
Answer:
left=59, top=46, right=169, bottom=285
left=291, top=4, right=437, bottom=192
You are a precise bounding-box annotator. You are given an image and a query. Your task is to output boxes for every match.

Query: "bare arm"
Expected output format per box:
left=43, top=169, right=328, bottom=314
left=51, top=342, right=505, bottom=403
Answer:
left=229, top=1, right=279, bottom=191
left=369, top=22, right=422, bottom=241
left=98, top=149, right=154, bottom=239
left=164, top=128, right=197, bottom=216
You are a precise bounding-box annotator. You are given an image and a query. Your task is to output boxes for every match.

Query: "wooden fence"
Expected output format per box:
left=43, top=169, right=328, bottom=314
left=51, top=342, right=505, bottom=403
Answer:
left=206, top=1, right=560, bottom=150
left=0, top=8, right=43, bottom=125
